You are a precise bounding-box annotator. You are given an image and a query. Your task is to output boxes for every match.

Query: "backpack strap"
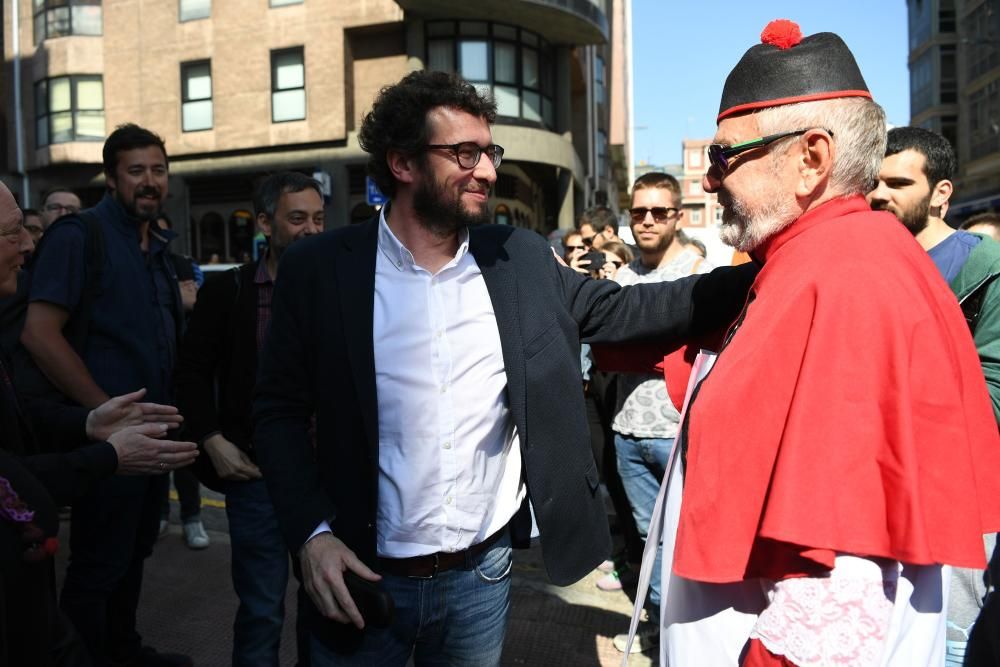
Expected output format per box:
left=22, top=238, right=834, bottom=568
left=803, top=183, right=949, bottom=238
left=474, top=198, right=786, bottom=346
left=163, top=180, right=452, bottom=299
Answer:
left=961, top=273, right=1000, bottom=336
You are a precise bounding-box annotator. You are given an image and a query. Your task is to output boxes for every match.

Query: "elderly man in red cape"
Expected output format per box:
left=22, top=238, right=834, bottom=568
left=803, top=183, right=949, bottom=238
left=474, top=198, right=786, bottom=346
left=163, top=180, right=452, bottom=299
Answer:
left=600, top=20, right=1000, bottom=666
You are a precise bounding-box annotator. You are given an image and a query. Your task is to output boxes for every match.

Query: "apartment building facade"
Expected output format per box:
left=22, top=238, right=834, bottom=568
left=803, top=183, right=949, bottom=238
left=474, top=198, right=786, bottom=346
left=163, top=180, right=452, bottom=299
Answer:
left=3, top=0, right=627, bottom=262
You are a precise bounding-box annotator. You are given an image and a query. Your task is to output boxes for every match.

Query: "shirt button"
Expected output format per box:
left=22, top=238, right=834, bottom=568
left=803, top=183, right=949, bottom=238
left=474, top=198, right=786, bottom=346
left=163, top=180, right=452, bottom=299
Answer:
left=445, top=496, right=453, bottom=505
left=443, top=441, right=451, bottom=449
left=440, top=383, right=448, bottom=393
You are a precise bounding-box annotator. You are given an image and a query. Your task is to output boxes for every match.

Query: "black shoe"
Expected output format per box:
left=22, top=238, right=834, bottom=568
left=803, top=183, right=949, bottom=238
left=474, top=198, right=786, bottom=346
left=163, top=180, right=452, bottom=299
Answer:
left=132, top=647, right=193, bottom=667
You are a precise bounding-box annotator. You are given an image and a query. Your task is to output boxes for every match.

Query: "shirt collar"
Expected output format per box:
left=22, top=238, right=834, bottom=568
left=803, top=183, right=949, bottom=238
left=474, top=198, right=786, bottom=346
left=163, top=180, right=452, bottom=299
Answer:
left=377, top=205, right=470, bottom=272
left=752, top=195, right=871, bottom=264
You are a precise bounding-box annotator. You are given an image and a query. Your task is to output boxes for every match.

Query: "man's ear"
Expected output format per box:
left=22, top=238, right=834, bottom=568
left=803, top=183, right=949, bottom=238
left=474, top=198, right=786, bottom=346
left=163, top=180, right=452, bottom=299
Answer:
left=388, top=149, right=417, bottom=185
left=795, top=129, right=834, bottom=197
left=257, top=212, right=272, bottom=238
left=105, top=171, right=117, bottom=193
left=930, top=179, right=953, bottom=209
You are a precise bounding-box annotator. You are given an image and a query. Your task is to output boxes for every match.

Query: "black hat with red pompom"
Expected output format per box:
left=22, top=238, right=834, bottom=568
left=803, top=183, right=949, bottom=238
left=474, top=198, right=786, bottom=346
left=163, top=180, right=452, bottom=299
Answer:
left=717, top=20, right=871, bottom=123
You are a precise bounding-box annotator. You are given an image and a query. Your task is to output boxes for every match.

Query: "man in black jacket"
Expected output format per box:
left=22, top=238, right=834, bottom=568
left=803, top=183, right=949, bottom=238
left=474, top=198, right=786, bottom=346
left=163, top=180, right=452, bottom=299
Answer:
left=253, top=71, right=755, bottom=664
left=175, top=172, right=323, bottom=666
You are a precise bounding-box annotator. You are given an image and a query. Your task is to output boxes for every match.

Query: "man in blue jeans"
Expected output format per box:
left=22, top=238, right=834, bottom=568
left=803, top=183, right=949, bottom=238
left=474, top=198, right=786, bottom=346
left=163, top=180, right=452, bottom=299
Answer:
left=610, top=172, right=712, bottom=654
left=174, top=172, right=325, bottom=665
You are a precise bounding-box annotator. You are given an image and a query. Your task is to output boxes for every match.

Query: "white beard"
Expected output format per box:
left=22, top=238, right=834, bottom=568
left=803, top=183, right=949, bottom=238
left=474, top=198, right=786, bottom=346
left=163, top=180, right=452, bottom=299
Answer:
left=719, top=191, right=798, bottom=252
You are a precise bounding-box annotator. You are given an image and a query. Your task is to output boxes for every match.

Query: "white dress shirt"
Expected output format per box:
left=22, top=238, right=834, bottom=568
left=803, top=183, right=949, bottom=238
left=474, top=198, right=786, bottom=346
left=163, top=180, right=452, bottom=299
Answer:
left=310, top=210, right=525, bottom=558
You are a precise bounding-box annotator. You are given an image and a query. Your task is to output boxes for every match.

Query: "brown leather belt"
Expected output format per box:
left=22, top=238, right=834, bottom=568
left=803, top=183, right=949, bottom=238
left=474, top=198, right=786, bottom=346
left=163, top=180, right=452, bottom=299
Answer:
left=377, top=527, right=506, bottom=579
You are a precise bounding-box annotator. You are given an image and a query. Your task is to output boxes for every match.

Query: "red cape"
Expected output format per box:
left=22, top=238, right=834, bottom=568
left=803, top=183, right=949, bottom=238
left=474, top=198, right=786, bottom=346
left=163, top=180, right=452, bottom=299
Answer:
left=675, top=196, right=1000, bottom=583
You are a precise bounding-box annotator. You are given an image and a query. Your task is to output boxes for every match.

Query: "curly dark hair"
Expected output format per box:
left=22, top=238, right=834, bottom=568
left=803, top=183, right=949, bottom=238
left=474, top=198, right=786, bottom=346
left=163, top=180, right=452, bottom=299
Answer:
left=103, top=123, right=167, bottom=176
left=885, top=126, right=956, bottom=188
left=358, top=71, right=497, bottom=199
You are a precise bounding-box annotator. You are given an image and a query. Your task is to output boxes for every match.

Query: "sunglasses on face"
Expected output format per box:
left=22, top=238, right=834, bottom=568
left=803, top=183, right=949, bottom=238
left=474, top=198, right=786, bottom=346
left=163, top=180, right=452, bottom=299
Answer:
left=707, top=128, right=833, bottom=175
left=564, top=243, right=586, bottom=251
left=581, top=236, right=595, bottom=247
left=629, top=207, right=680, bottom=222
left=424, top=141, right=505, bottom=169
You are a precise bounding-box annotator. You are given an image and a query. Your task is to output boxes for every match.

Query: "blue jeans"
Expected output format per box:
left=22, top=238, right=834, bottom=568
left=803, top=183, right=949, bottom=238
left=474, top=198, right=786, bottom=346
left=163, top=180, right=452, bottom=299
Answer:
left=223, top=479, right=292, bottom=667
left=310, top=532, right=513, bottom=666
left=615, top=433, right=672, bottom=622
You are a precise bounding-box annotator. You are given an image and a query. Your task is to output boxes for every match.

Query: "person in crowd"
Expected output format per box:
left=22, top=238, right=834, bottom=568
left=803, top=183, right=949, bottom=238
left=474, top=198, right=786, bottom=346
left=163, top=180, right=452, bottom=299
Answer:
left=175, top=171, right=324, bottom=666
left=251, top=70, right=755, bottom=664
left=651, top=20, right=1000, bottom=665
left=602, top=173, right=712, bottom=655
left=961, top=210, right=1000, bottom=242
left=578, top=206, right=621, bottom=250
left=39, top=188, right=82, bottom=232
left=676, top=230, right=708, bottom=260
left=868, top=126, right=1000, bottom=665
left=151, top=214, right=207, bottom=550
left=21, top=124, right=190, bottom=667
left=0, top=177, right=197, bottom=666
left=562, top=229, right=586, bottom=265
left=23, top=208, right=44, bottom=246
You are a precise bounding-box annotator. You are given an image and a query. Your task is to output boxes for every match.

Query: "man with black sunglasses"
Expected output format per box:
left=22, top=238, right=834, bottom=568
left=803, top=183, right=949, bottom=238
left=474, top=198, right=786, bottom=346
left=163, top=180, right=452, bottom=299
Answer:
left=650, top=19, right=1000, bottom=666
left=251, top=70, right=757, bottom=665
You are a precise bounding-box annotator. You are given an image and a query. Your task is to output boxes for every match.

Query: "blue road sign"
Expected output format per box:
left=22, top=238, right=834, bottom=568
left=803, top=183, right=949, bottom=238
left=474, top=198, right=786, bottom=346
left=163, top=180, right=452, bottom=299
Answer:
left=366, top=177, right=387, bottom=207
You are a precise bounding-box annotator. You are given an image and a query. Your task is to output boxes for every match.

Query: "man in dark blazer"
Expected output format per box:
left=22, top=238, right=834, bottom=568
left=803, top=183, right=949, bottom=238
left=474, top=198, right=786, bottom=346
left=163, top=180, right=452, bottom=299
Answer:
left=252, top=71, right=755, bottom=665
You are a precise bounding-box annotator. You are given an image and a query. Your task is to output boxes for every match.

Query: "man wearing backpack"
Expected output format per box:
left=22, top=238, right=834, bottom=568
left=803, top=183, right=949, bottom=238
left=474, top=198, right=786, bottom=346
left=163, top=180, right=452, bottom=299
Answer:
left=21, top=124, right=189, bottom=667
left=868, top=126, right=1000, bottom=667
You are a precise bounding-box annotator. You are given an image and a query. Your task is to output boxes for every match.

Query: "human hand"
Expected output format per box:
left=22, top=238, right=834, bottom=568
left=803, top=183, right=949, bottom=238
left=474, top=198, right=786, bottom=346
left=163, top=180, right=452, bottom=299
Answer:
left=86, top=388, right=183, bottom=442
left=204, top=433, right=262, bottom=481
left=109, top=423, right=198, bottom=475
left=300, top=533, right=381, bottom=629
left=598, top=260, right=619, bottom=280
left=569, top=249, right=592, bottom=275
left=179, top=280, right=198, bottom=311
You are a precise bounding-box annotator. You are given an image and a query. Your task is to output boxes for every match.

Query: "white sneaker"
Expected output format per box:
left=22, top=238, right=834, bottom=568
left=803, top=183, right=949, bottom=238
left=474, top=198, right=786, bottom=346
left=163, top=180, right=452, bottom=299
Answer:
left=183, top=521, right=210, bottom=550
left=613, top=622, right=659, bottom=654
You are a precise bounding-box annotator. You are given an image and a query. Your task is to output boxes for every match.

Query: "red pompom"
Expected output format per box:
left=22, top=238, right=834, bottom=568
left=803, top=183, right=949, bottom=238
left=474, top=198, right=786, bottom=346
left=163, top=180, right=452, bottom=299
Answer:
left=42, top=537, right=59, bottom=555
left=760, top=19, right=803, bottom=50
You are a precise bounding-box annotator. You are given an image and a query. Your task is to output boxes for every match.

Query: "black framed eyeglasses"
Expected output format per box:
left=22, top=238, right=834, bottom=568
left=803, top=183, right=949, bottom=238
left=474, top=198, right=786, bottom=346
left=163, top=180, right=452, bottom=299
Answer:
left=707, top=128, right=833, bottom=174
left=630, top=207, right=680, bottom=223
left=424, top=142, right=504, bottom=169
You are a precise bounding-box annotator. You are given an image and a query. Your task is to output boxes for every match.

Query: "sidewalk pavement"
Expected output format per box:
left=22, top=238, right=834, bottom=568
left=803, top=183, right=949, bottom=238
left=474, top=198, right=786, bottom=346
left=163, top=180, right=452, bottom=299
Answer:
left=55, top=504, right=656, bottom=667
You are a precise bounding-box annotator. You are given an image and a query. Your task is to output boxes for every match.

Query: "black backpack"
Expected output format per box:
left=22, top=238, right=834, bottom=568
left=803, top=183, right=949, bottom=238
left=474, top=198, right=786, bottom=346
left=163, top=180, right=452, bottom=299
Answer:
left=0, top=211, right=106, bottom=402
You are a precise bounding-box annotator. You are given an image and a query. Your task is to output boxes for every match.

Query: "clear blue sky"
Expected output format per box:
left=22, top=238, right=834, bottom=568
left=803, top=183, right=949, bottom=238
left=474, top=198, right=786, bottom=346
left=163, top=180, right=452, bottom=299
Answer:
left=633, top=1, right=910, bottom=166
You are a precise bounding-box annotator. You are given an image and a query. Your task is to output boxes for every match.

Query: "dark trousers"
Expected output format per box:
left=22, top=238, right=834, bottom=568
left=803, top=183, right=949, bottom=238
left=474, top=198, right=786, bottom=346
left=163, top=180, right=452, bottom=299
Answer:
left=60, top=475, right=161, bottom=666
left=156, top=469, right=202, bottom=523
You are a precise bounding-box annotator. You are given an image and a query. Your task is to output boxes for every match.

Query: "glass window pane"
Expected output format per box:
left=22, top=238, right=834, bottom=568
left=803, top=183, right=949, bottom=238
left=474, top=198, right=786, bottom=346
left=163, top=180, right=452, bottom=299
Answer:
left=35, top=81, right=47, bottom=114
left=459, top=41, right=488, bottom=81
left=274, top=52, right=304, bottom=90
left=74, top=111, right=104, bottom=139
left=49, top=78, right=71, bottom=112
left=185, top=65, right=211, bottom=100
left=523, top=90, right=541, bottom=122
left=36, top=117, right=49, bottom=147
left=180, top=0, right=211, bottom=20
left=72, top=5, right=101, bottom=34
left=493, top=24, right=516, bottom=39
left=494, top=43, right=516, bottom=84
left=50, top=111, right=73, bottom=143
left=428, top=40, right=454, bottom=72
left=33, top=0, right=44, bottom=11
left=272, top=89, right=305, bottom=122
left=459, top=21, right=487, bottom=36
left=522, top=48, right=539, bottom=89
left=47, top=7, right=70, bottom=38
left=521, top=30, right=538, bottom=46
left=426, top=21, right=454, bottom=37
left=542, top=96, right=554, bottom=128
left=182, top=100, right=213, bottom=131
left=494, top=85, right=519, bottom=117
left=34, top=15, right=45, bottom=44
left=540, top=54, right=554, bottom=94
left=76, top=79, right=103, bottom=110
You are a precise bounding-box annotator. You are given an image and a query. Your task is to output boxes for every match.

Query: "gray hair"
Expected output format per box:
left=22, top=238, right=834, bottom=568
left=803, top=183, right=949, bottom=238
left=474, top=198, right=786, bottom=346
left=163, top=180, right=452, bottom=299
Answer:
left=253, top=171, right=323, bottom=221
left=754, top=97, right=886, bottom=197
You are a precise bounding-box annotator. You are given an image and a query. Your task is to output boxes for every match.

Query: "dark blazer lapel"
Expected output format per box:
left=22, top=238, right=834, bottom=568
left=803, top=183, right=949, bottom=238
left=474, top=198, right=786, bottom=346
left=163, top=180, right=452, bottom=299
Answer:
left=335, top=217, right=380, bottom=457
left=470, top=227, right=528, bottom=441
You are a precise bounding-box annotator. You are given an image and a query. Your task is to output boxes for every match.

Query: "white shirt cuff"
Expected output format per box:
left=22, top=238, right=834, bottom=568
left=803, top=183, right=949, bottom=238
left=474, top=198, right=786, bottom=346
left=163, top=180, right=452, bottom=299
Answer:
left=307, top=520, right=332, bottom=543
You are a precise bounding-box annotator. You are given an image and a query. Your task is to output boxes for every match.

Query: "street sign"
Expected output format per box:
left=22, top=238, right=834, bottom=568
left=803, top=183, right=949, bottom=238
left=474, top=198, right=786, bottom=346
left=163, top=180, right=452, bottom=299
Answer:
left=366, top=177, right=386, bottom=207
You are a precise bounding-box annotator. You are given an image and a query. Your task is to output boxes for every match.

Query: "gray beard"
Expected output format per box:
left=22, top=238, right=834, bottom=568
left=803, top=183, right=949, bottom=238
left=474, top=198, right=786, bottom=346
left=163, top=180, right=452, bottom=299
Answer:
left=719, top=193, right=798, bottom=252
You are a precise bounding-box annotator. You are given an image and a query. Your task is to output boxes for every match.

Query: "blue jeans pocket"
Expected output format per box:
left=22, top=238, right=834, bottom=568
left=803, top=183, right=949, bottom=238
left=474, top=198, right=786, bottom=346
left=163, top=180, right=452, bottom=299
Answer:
left=475, top=544, right=513, bottom=583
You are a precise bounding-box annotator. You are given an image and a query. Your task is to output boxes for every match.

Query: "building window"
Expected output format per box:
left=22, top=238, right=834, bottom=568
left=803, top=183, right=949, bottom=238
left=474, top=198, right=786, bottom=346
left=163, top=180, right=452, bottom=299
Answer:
left=34, top=0, right=102, bottom=44
left=270, top=0, right=303, bottom=6
left=595, top=55, right=606, bottom=106
left=179, top=0, right=210, bottom=21
left=35, top=75, right=104, bottom=147
left=271, top=48, right=306, bottom=122
left=426, top=21, right=556, bottom=129
left=181, top=61, right=213, bottom=132
left=596, top=129, right=608, bottom=179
